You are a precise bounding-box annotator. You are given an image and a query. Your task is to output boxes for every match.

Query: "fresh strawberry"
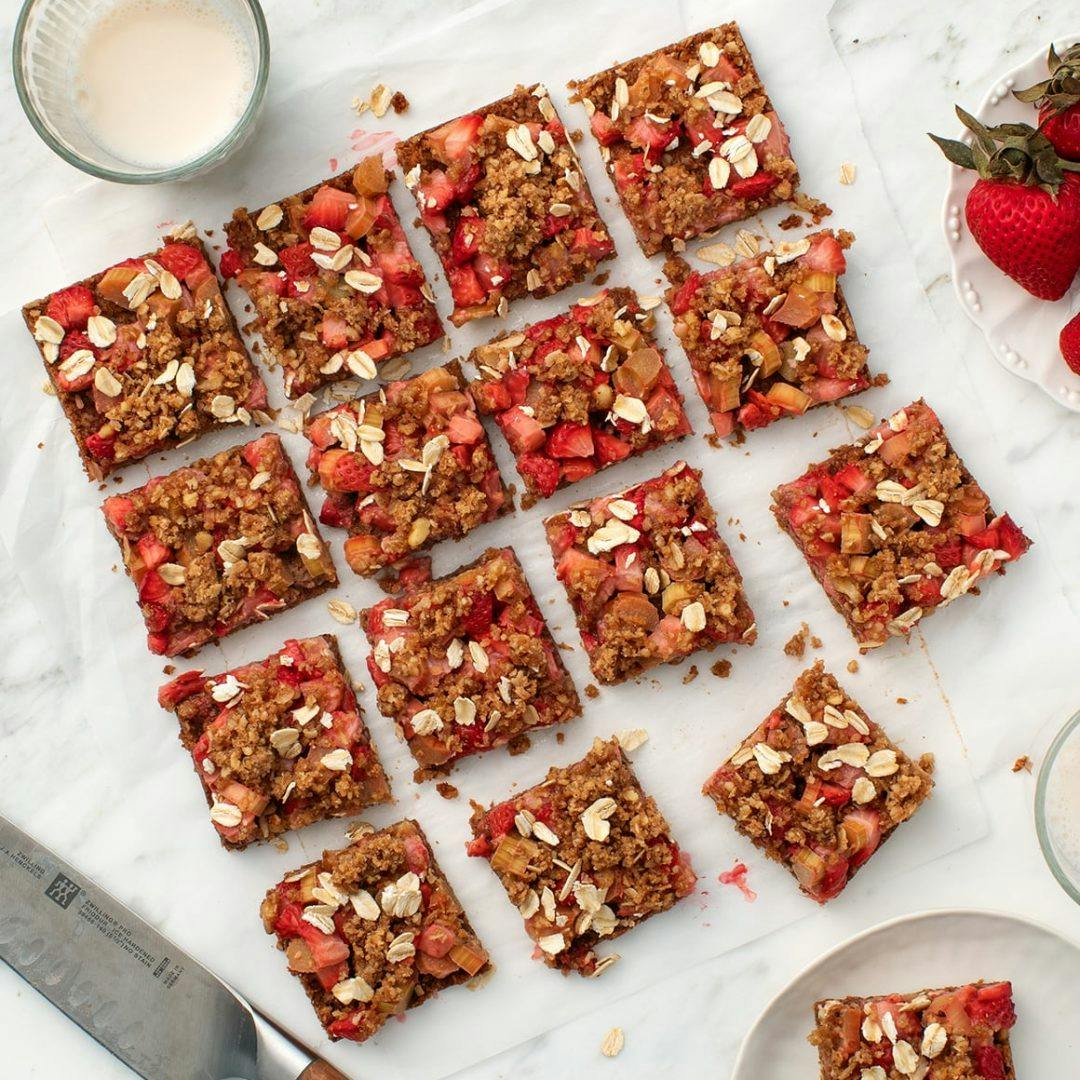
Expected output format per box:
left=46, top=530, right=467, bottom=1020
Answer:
left=803, top=232, right=847, bottom=275
left=589, top=111, right=622, bottom=147
left=966, top=982, right=1016, bottom=1030
left=450, top=218, right=484, bottom=266
left=155, top=242, right=206, bottom=284
left=594, top=431, right=631, bottom=464
left=727, top=172, right=780, bottom=200
left=462, top=590, right=494, bottom=637
left=448, top=264, right=487, bottom=307
left=418, top=169, right=456, bottom=212
left=278, top=243, right=316, bottom=279
left=517, top=453, right=560, bottom=498
left=1061, top=309, right=1080, bottom=374
left=428, top=113, right=483, bottom=162
left=546, top=421, right=594, bottom=459
left=85, top=430, right=116, bottom=461
left=47, top=285, right=95, bottom=331
left=319, top=316, right=350, bottom=351
left=1014, top=44, right=1080, bottom=161
left=930, top=106, right=1080, bottom=300
left=626, top=115, right=674, bottom=155
left=219, top=248, right=244, bottom=278
left=971, top=1045, right=1007, bottom=1080
left=303, top=186, right=354, bottom=232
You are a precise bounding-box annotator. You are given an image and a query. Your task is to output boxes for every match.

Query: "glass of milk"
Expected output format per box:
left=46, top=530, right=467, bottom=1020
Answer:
left=13, top=0, right=269, bottom=183
left=1036, top=708, right=1080, bottom=905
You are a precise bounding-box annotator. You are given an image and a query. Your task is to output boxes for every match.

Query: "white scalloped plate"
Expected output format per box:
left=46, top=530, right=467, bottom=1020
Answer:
left=942, top=37, right=1080, bottom=411
left=732, top=909, right=1080, bottom=1078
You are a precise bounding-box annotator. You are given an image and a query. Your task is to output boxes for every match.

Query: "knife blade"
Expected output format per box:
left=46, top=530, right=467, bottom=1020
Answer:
left=0, top=814, right=348, bottom=1080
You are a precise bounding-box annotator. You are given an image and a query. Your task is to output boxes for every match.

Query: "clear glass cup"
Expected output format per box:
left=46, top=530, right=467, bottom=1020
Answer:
left=1035, top=708, right=1080, bottom=905
left=12, top=0, right=270, bottom=184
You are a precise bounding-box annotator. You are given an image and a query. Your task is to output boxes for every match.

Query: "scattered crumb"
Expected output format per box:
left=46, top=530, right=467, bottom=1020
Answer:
left=896, top=697, right=908, bottom=705
left=793, top=191, right=832, bottom=222
left=556, top=732, right=565, bottom=744
left=353, top=82, right=399, bottom=118
left=784, top=623, right=809, bottom=658
left=846, top=659, right=859, bottom=674
left=778, top=212, right=805, bottom=230
left=600, top=1028, right=625, bottom=1058
left=592, top=270, right=610, bottom=287
left=839, top=161, right=857, bottom=185
left=390, top=91, right=409, bottom=114
left=810, top=634, right=822, bottom=650
left=718, top=861, right=757, bottom=902
left=436, top=782, right=459, bottom=800
left=782, top=599, right=790, bottom=607
left=682, top=665, right=699, bottom=685
left=711, top=659, right=732, bottom=679
left=271, top=836, right=289, bottom=852
left=1012, top=756, right=1033, bottom=774
left=507, top=733, right=531, bottom=757
left=585, top=683, right=600, bottom=699
left=162, top=664, right=176, bottom=675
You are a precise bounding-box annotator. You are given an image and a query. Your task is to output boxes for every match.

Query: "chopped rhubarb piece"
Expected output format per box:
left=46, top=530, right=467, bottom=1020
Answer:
left=262, top=820, right=490, bottom=1044
left=468, top=737, right=695, bottom=975
left=469, top=288, right=691, bottom=506
left=569, top=23, right=800, bottom=255
left=810, top=980, right=1018, bottom=1079
left=23, top=233, right=265, bottom=481
left=302, top=361, right=509, bottom=576
left=663, top=229, right=885, bottom=439
left=361, top=547, right=581, bottom=780
left=224, top=156, right=442, bottom=398
left=544, top=460, right=755, bottom=685
left=160, top=635, right=390, bottom=849
left=704, top=661, right=933, bottom=903
left=102, top=434, right=336, bottom=656
left=771, top=399, right=1033, bottom=649
left=398, top=84, right=614, bottom=326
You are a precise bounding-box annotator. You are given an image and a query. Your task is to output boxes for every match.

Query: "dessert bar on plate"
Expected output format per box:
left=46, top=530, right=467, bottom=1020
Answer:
left=23, top=232, right=266, bottom=480
left=810, top=980, right=1017, bottom=1078
left=158, top=635, right=390, bottom=849
left=222, top=156, right=442, bottom=397
left=102, top=433, right=336, bottom=656
left=261, top=819, right=490, bottom=1043
left=467, top=286, right=692, bottom=506
left=665, top=229, right=885, bottom=438
left=703, top=661, right=934, bottom=903
left=544, top=460, right=756, bottom=685
left=467, top=737, right=696, bottom=976
left=568, top=23, right=798, bottom=256
left=397, top=83, right=615, bottom=326
left=303, top=360, right=509, bottom=576
left=362, top=547, right=581, bottom=780
left=771, top=399, right=1032, bottom=649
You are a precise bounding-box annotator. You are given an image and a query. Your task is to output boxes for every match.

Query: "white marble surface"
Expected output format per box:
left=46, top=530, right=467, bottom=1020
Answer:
left=0, top=1, right=1078, bottom=1078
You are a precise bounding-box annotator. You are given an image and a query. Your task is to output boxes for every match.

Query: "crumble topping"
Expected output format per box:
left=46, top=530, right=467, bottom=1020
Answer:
left=468, top=288, right=691, bottom=506
left=303, top=361, right=509, bottom=576
left=467, top=738, right=695, bottom=975
left=703, top=661, right=934, bottom=903
left=545, top=461, right=756, bottom=684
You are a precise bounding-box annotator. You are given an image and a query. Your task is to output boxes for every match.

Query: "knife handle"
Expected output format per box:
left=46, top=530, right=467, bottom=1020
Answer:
left=297, top=1062, right=351, bottom=1080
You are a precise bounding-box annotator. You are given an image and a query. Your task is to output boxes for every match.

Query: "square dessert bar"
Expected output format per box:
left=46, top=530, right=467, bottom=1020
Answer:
left=158, top=635, right=390, bottom=849
left=102, top=433, right=336, bottom=656
left=703, top=662, right=934, bottom=903
left=397, top=84, right=615, bottom=326
left=467, top=737, right=697, bottom=977
left=771, top=399, right=1032, bottom=649
left=303, top=361, right=509, bottom=577
left=810, top=980, right=1017, bottom=1079
left=23, top=233, right=266, bottom=481
left=223, top=156, right=442, bottom=398
left=544, top=460, right=756, bottom=685
left=665, top=229, right=885, bottom=438
left=468, top=287, right=692, bottom=506
left=261, top=819, right=490, bottom=1044
left=362, top=547, right=581, bottom=780
left=569, top=23, right=798, bottom=256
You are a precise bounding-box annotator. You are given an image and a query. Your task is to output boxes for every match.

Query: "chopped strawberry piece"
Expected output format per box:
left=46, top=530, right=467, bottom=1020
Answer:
left=626, top=115, right=675, bottom=154
left=570, top=227, right=615, bottom=260
left=218, top=248, right=244, bottom=278
left=472, top=379, right=512, bottom=413
left=967, top=982, right=1016, bottom=1030
left=668, top=272, right=703, bottom=316
left=303, top=186, right=354, bottom=232
left=462, top=591, right=494, bottom=637
left=448, top=264, right=487, bottom=307
left=319, top=448, right=375, bottom=493
left=972, top=1046, right=1007, bottom=1080
left=498, top=406, right=545, bottom=453
left=319, top=316, right=351, bottom=351
left=155, top=242, right=207, bottom=284
left=318, top=490, right=356, bottom=530
left=473, top=253, right=511, bottom=292
left=594, top=431, right=632, bottom=465
left=518, top=453, right=560, bottom=498
left=993, top=515, right=1031, bottom=560
left=803, top=232, right=847, bottom=275
left=136, top=534, right=171, bottom=570
left=157, top=670, right=205, bottom=708
left=47, top=285, right=95, bottom=331
left=561, top=458, right=597, bottom=485
left=450, top=217, right=485, bottom=266
left=447, top=412, right=483, bottom=444
left=138, top=569, right=171, bottom=604
left=278, top=243, right=317, bottom=279
left=589, top=111, right=622, bottom=146
left=727, top=172, right=780, bottom=200
left=429, top=113, right=483, bottom=162
left=419, top=168, right=457, bottom=213
left=546, top=421, right=594, bottom=459
left=102, top=495, right=134, bottom=531
left=613, top=154, right=646, bottom=191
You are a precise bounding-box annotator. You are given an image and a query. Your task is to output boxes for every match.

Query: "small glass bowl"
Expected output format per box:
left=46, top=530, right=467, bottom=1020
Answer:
left=12, top=0, right=270, bottom=184
left=1035, top=708, right=1080, bottom=905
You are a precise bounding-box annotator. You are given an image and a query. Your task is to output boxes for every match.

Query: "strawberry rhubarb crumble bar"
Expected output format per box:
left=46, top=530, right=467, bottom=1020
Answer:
left=468, top=287, right=692, bottom=506
left=23, top=234, right=266, bottom=480
left=810, top=980, right=1018, bottom=1079
left=303, top=361, right=509, bottom=577
left=102, top=433, right=336, bottom=656
left=665, top=230, right=885, bottom=438
left=568, top=23, right=798, bottom=256
left=545, top=460, right=756, bottom=685
left=222, top=157, right=442, bottom=397
left=771, top=399, right=1032, bottom=649
left=703, top=662, right=934, bottom=903
left=397, top=84, right=615, bottom=326
left=158, top=635, right=390, bottom=849
left=362, top=547, right=581, bottom=780
left=466, top=737, right=696, bottom=976
left=261, top=819, right=490, bottom=1043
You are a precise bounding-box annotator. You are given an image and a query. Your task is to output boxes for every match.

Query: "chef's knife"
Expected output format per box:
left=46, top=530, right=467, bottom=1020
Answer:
left=0, top=814, right=348, bottom=1080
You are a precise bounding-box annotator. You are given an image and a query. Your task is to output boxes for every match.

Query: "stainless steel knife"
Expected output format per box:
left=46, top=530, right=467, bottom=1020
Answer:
left=0, top=814, right=349, bottom=1080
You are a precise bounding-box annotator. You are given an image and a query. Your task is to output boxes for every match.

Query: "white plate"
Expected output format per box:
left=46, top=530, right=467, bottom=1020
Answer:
left=732, top=908, right=1080, bottom=1078
left=941, top=36, right=1080, bottom=412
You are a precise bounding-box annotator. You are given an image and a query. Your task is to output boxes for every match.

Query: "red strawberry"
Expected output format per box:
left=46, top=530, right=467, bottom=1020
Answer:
left=462, top=591, right=494, bottom=637
left=279, top=243, right=316, bottom=279
left=589, top=111, right=622, bottom=147
left=1014, top=44, right=1080, bottom=161
left=155, top=242, right=206, bottom=284
left=219, top=248, right=244, bottom=278
left=546, top=421, right=594, bottom=459
left=971, top=1045, right=1007, bottom=1080
left=517, top=453, right=560, bottom=498
left=450, top=218, right=484, bottom=266
left=930, top=106, right=1080, bottom=300
left=303, top=186, right=353, bottom=232
left=1061, top=309, right=1080, bottom=374
left=428, top=113, right=483, bottom=163
left=448, top=264, right=487, bottom=307
left=727, top=172, right=780, bottom=200
left=47, top=285, right=95, bottom=330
